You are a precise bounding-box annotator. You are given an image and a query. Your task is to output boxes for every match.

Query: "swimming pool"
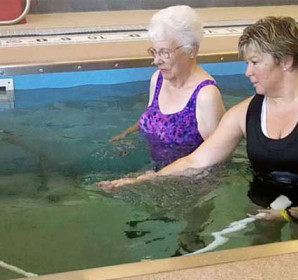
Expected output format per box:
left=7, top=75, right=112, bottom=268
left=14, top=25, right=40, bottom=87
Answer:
left=0, top=64, right=295, bottom=279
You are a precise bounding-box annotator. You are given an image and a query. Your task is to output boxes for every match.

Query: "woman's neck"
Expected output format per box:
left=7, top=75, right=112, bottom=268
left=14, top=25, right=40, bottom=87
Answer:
left=268, top=70, right=298, bottom=105
left=168, top=63, right=201, bottom=89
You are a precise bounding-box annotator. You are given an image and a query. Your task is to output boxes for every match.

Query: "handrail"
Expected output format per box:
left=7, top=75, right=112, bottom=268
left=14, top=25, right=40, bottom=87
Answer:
left=0, top=0, right=31, bottom=25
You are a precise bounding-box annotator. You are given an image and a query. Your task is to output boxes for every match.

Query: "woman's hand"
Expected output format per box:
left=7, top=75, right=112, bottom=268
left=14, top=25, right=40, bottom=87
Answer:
left=95, top=177, right=139, bottom=191
left=248, top=209, right=287, bottom=222
left=287, top=207, right=298, bottom=221
left=94, top=171, right=156, bottom=191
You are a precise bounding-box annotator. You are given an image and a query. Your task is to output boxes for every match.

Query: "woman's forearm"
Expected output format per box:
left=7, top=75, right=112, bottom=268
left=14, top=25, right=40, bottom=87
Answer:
left=156, top=152, right=203, bottom=176
left=155, top=131, right=237, bottom=177
left=125, top=121, right=139, bottom=134
left=110, top=121, right=139, bottom=142
left=156, top=105, right=246, bottom=178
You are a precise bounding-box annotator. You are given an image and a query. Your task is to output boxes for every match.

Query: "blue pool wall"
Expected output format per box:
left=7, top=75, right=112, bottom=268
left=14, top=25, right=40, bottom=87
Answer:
left=2, top=61, right=247, bottom=90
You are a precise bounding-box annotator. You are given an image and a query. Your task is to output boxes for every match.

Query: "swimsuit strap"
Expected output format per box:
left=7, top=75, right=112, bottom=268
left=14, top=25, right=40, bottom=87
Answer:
left=186, top=79, right=217, bottom=108
left=150, top=72, right=163, bottom=107
left=151, top=74, right=216, bottom=110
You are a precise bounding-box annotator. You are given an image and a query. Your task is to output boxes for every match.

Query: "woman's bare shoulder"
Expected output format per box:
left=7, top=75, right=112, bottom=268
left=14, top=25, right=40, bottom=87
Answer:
left=196, top=82, right=221, bottom=103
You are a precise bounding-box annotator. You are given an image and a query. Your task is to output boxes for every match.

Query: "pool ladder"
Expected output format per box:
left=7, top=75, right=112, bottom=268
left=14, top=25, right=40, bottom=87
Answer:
left=0, top=79, right=14, bottom=109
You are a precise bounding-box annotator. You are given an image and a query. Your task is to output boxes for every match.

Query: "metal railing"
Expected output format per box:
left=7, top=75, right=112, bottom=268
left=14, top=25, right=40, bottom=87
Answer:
left=0, top=0, right=31, bottom=25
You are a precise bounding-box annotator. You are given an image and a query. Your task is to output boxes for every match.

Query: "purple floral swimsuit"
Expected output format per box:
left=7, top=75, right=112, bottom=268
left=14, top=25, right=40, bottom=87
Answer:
left=139, top=72, right=217, bottom=169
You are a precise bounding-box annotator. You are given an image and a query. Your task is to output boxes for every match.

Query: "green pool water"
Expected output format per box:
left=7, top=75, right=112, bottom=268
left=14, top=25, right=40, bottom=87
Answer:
left=0, top=75, right=294, bottom=279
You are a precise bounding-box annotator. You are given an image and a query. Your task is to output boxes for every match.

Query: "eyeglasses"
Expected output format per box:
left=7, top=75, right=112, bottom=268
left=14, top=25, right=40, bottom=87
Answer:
left=147, top=45, right=186, bottom=60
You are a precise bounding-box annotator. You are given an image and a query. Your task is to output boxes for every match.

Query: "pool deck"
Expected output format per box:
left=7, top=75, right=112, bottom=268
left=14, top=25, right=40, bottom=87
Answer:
left=2, top=5, right=298, bottom=280
left=0, top=5, right=298, bottom=73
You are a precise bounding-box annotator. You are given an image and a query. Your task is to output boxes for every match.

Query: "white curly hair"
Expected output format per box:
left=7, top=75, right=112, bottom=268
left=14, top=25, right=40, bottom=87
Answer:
left=148, top=5, right=204, bottom=50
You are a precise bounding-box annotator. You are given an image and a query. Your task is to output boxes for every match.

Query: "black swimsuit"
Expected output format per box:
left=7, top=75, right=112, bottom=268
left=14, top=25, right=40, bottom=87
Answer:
left=246, top=94, right=298, bottom=207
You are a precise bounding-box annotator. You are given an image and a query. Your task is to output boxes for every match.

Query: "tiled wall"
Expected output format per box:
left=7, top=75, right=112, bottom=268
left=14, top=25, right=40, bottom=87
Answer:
left=28, top=0, right=298, bottom=13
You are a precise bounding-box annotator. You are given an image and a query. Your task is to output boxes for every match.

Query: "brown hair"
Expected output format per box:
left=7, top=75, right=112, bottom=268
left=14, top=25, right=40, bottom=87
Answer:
left=238, top=16, right=298, bottom=68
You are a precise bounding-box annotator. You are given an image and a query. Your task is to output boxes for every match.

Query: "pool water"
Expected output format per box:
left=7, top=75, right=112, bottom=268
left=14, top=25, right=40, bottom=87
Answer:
left=0, top=74, right=293, bottom=279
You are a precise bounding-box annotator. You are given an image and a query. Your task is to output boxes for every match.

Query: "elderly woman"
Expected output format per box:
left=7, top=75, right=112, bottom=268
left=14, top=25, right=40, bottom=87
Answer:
left=99, top=16, right=298, bottom=225
left=109, top=6, right=225, bottom=169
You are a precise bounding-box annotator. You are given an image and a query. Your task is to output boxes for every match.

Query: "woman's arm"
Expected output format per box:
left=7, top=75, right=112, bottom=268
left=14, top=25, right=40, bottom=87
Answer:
left=251, top=207, right=298, bottom=223
left=109, top=121, right=139, bottom=142
left=109, top=71, right=159, bottom=142
left=157, top=98, right=249, bottom=176
left=195, top=84, right=226, bottom=140
left=97, top=97, right=251, bottom=189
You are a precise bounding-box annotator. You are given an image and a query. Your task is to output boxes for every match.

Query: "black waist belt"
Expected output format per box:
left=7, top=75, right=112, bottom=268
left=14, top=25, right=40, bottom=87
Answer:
left=249, top=171, right=298, bottom=207
left=254, top=171, right=298, bottom=187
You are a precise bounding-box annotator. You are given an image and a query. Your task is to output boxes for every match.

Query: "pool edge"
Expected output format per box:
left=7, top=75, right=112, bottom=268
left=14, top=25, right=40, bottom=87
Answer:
left=16, top=239, right=298, bottom=279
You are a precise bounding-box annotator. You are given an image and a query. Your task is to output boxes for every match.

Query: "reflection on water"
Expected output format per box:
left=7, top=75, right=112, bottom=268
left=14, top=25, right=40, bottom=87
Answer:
left=1, top=75, right=291, bottom=279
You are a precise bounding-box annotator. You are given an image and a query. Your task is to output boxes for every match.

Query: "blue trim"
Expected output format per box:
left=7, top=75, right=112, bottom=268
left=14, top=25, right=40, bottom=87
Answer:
left=1, top=61, right=247, bottom=90
left=202, top=61, right=246, bottom=76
